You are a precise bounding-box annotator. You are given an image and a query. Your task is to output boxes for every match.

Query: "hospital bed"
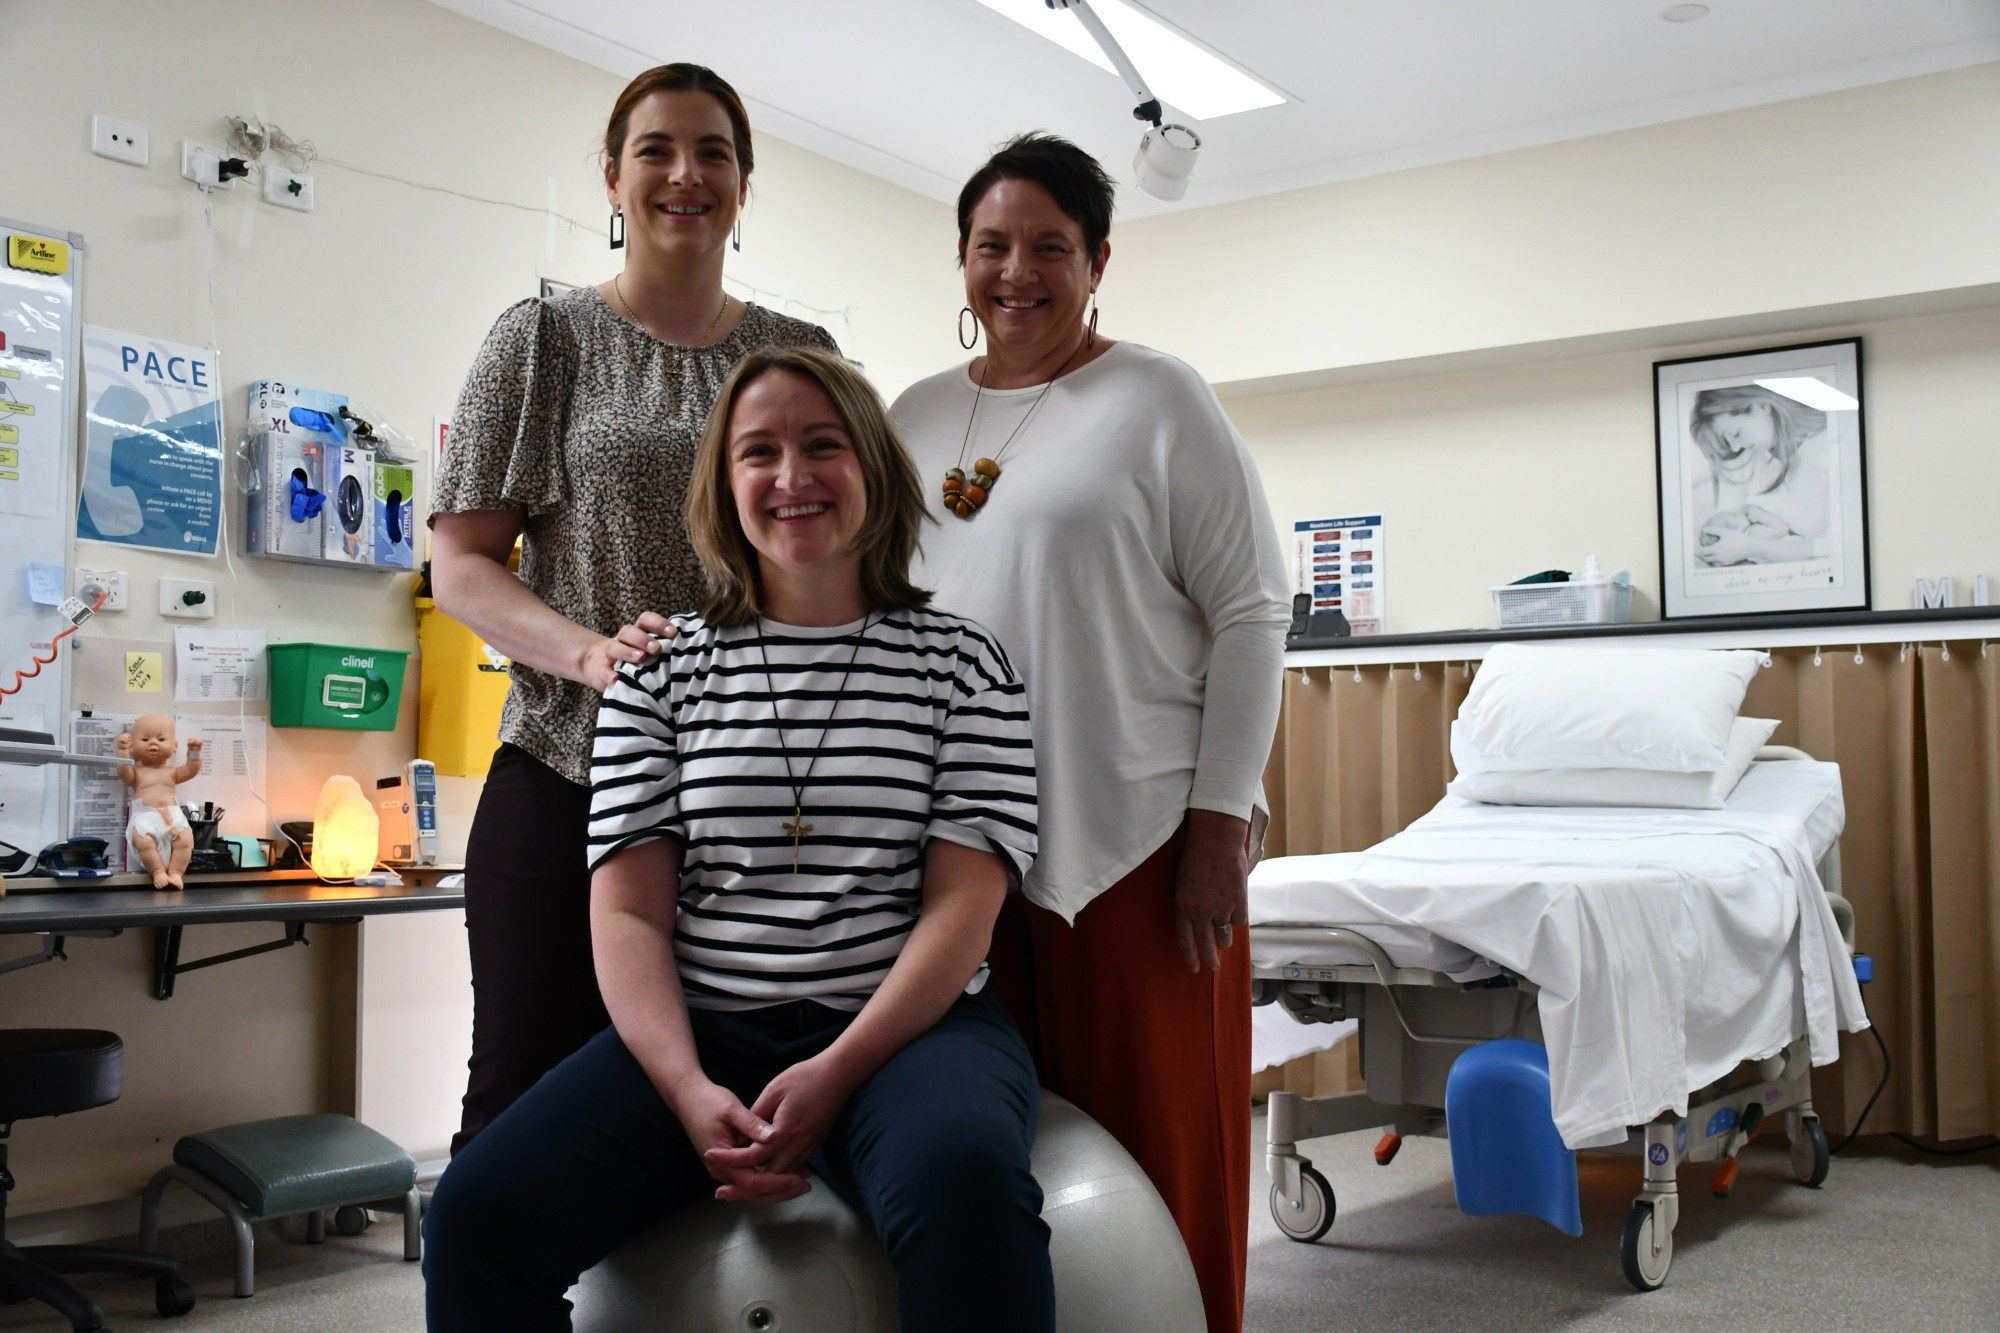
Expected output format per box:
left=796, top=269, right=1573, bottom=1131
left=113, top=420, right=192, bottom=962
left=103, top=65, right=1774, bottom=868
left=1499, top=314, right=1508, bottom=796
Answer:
left=1249, top=747, right=1866, bottom=1290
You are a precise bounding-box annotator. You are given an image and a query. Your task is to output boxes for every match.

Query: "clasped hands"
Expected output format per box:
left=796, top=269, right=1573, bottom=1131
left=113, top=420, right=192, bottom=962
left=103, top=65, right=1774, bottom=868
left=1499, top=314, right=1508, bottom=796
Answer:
left=674, top=1053, right=857, bottom=1205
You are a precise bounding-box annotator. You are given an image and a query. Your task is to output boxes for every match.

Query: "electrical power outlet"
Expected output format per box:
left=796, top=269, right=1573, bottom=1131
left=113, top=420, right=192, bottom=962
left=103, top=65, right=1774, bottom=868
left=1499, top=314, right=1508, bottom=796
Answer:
left=160, top=577, right=216, bottom=619
left=262, top=170, right=315, bottom=212
left=180, top=140, right=235, bottom=190
left=76, top=568, right=129, bottom=611
left=91, top=115, right=150, bottom=167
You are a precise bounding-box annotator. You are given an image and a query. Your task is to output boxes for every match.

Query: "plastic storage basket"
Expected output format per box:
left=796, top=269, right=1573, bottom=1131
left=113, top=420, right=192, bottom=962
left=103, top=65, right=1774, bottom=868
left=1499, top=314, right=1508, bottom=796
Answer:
left=1490, top=577, right=1632, bottom=629
left=268, top=642, right=410, bottom=731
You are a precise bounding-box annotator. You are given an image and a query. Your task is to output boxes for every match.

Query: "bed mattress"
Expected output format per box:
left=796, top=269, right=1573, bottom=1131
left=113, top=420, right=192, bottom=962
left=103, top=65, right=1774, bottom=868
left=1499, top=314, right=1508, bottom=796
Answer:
left=1251, top=758, right=1845, bottom=976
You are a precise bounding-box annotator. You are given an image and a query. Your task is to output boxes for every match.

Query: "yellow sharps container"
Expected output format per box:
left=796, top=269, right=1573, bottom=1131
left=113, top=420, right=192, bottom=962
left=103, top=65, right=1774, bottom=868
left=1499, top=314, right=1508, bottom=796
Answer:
left=414, top=552, right=515, bottom=778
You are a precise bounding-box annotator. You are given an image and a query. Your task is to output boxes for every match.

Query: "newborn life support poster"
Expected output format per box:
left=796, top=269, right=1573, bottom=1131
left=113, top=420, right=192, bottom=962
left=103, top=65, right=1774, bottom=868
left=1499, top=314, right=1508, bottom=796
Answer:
left=1292, top=515, right=1386, bottom=636
left=77, top=326, right=223, bottom=557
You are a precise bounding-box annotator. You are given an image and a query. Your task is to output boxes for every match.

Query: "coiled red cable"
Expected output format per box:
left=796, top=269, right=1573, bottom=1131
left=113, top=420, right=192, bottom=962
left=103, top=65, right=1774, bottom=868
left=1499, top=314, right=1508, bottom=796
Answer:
left=0, top=591, right=108, bottom=698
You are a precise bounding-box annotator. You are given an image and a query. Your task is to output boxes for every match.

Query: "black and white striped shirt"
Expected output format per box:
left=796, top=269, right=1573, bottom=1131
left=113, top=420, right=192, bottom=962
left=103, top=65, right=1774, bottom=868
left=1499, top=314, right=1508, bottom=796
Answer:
left=588, top=607, right=1037, bottom=1011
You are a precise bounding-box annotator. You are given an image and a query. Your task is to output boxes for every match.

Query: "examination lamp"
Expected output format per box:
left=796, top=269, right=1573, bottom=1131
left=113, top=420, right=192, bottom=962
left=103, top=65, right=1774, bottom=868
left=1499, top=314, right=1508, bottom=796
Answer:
left=1045, top=0, right=1203, bottom=201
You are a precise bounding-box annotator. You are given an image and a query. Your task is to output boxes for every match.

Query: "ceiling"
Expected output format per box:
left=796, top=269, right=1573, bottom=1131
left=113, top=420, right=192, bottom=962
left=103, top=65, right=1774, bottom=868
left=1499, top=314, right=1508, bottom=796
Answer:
left=427, top=0, right=2000, bottom=217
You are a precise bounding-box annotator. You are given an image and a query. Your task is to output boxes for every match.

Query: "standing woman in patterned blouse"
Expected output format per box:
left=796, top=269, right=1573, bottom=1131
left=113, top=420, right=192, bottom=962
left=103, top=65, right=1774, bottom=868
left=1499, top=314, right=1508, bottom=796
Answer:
left=429, top=63, right=837, bottom=1155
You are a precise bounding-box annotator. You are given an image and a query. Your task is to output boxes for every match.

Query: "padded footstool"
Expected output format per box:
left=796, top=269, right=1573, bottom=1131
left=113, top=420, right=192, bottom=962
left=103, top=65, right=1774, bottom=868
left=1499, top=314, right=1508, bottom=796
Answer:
left=137, top=1113, right=420, bottom=1297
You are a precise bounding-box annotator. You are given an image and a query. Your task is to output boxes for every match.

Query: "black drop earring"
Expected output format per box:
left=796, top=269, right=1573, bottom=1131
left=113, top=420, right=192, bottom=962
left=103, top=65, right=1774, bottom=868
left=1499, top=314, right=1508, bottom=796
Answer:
left=731, top=219, right=742, bottom=253
left=609, top=209, right=625, bottom=251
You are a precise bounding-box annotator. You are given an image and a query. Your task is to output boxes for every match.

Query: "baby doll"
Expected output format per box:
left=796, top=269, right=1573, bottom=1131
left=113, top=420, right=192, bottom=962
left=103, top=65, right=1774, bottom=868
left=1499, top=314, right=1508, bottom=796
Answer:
left=117, top=714, right=204, bottom=889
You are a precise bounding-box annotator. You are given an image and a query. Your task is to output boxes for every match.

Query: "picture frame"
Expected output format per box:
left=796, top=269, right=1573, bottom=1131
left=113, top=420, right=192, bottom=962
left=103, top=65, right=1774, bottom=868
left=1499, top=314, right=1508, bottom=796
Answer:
left=1653, top=337, right=1869, bottom=621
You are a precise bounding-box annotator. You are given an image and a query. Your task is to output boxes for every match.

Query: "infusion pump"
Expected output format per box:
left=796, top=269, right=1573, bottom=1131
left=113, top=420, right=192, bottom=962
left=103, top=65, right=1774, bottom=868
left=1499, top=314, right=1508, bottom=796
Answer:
left=377, top=759, right=440, bottom=866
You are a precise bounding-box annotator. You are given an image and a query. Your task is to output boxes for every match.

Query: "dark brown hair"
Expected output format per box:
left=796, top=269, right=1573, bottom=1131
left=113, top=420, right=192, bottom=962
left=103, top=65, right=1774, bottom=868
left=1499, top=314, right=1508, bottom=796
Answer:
left=604, top=63, right=755, bottom=181
left=956, top=132, right=1115, bottom=263
left=688, top=347, right=934, bottom=627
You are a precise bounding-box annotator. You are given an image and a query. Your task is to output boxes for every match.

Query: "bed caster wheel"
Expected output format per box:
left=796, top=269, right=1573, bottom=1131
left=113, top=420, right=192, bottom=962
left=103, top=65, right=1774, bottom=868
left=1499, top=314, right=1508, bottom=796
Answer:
left=1270, top=1164, right=1335, bottom=1243
left=334, top=1205, right=371, bottom=1236
left=155, top=1276, right=197, bottom=1318
left=1619, top=1200, right=1672, bottom=1292
left=1790, top=1116, right=1830, bottom=1188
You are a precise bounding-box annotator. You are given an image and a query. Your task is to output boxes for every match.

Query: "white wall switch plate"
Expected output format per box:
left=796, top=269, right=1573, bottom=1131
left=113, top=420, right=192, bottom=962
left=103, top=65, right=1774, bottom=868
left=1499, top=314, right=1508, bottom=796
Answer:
left=262, top=170, right=315, bottom=212
left=180, top=140, right=235, bottom=189
left=91, top=115, right=149, bottom=167
left=76, top=568, right=129, bottom=611
left=160, top=577, right=216, bottom=619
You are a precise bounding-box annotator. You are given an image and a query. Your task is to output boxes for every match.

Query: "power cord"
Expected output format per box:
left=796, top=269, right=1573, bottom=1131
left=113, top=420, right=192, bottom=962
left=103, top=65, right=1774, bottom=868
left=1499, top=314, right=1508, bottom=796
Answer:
left=1831, top=983, right=1999, bottom=1157
left=1, top=591, right=107, bottom=698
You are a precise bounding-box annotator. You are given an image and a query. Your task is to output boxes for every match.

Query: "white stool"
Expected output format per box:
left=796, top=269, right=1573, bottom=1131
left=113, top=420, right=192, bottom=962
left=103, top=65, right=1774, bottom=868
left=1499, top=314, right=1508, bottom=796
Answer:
left=568, top=1091, right=1204, bottom=1332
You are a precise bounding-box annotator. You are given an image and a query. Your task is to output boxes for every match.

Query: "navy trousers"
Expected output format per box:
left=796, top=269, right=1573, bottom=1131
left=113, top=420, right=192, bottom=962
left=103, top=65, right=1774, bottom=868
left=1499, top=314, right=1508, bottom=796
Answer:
left=424, top=987, right=1054, bottom=1332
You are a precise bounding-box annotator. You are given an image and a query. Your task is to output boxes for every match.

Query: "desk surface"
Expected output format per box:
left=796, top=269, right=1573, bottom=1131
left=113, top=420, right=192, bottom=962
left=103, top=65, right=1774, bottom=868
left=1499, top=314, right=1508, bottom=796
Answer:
left=0, top=870, right=464, bottom=932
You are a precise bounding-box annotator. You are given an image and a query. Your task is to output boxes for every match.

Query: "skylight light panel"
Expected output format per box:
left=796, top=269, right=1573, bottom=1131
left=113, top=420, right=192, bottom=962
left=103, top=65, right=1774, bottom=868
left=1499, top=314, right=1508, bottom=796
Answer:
left=971, top=0, right=1284, bottom=120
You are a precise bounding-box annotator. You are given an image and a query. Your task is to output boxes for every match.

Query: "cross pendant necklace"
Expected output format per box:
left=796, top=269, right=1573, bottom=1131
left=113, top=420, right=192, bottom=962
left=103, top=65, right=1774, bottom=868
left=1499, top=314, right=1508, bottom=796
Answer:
left=782, top=806, right=815, bottom=872
left=753, top=614, right=875, bottom=876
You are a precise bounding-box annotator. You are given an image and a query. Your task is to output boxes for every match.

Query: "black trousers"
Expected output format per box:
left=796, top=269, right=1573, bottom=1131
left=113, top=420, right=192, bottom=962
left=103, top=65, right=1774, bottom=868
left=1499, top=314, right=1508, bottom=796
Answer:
left=450, top=743, right=609, bottom=1157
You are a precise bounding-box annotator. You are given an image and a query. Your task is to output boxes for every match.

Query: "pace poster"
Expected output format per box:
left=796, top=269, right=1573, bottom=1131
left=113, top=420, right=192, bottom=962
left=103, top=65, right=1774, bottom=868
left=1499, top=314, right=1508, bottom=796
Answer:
left=77, top=326, right=223, bottom=557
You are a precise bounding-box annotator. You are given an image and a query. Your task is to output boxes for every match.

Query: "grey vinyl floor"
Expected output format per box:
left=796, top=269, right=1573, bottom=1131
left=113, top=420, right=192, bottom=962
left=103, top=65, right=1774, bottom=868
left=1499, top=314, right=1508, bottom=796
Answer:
left=5, top=1114, right=1993, bottom=1331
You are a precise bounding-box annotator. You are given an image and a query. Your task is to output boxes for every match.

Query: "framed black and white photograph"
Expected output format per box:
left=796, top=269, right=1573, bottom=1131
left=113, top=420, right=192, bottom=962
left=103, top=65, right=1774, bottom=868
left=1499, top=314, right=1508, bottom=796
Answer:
left=1654, top=337, right=1869, bottom=621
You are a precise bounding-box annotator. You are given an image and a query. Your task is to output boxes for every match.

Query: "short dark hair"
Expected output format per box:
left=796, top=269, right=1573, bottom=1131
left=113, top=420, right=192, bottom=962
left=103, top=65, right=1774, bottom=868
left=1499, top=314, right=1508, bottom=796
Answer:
left=956, top=132, right=1115, bottom=263
left=604, top=64, right=754, bottom=182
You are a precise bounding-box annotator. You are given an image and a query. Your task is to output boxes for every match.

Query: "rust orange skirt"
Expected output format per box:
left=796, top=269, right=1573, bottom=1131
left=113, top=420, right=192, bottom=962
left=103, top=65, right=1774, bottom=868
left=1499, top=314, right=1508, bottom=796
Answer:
left=987, top=823, right=1251, bottom=1333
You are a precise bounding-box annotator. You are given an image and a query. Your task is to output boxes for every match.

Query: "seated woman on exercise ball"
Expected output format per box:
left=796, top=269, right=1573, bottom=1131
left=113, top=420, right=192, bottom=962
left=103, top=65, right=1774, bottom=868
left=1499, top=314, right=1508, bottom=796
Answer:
left=423, top=345, right=1054, bottom=1333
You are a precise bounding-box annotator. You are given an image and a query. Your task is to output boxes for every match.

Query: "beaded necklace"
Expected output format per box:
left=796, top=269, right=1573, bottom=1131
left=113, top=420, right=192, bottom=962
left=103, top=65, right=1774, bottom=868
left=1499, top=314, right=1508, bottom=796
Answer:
left=943, top=333, right=1090, bottom=519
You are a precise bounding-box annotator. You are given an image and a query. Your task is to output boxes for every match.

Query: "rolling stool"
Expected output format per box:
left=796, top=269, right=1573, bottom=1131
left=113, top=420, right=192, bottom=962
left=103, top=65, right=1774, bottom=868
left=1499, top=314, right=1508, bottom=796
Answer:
left=0, top=1030, right=196, bottom=1332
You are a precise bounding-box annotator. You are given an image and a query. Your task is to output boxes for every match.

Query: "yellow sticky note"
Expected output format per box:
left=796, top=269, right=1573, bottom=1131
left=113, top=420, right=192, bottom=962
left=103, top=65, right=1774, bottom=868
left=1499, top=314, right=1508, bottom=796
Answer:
left=125, top=651, right=163, bottom=693
left=7, top=235, right=69, bottom=275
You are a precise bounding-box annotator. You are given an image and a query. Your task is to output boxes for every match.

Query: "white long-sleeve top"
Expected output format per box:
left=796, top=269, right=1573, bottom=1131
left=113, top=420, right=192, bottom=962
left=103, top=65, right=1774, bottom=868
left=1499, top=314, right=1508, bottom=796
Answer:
left=893, top=341, right=1290, bottom=922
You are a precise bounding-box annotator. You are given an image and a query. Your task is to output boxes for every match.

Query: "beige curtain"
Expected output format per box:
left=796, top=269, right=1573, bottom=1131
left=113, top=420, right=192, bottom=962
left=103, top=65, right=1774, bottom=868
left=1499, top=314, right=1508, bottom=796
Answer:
left=1263, top=642, right=2000, bottom=1141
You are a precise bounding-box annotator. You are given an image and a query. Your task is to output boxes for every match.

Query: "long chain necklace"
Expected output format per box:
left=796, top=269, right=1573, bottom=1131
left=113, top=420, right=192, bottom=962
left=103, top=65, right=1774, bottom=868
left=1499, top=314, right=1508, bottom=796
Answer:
left=612, top=273, right=731, bottom=356
left=752, top=614, right=875, bottom=872
left=942, top=332, right=1090, bottom=520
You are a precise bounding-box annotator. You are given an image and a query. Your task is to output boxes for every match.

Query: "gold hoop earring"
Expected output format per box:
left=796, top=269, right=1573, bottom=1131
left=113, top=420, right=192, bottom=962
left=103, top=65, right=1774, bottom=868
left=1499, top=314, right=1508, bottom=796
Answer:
left=959, top=306, right=979, bottom=350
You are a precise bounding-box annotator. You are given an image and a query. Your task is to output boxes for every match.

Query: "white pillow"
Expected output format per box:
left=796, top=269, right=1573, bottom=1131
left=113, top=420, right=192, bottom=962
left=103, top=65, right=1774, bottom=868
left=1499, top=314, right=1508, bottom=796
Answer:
left=1451, top=644, right=1765, bottom=774
left=1448, top=717, right=1779, bottom=810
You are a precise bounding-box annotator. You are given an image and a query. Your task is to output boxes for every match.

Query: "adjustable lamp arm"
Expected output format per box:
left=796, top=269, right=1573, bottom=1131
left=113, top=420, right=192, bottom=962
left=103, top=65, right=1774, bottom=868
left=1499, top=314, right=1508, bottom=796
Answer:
left=1046, top=0, right=1163, bottom=125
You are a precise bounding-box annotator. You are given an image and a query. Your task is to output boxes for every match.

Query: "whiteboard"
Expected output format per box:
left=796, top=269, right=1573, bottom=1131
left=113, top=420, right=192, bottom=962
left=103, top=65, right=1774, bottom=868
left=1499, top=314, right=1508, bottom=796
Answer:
left=0, top=215, right=83, bottom=858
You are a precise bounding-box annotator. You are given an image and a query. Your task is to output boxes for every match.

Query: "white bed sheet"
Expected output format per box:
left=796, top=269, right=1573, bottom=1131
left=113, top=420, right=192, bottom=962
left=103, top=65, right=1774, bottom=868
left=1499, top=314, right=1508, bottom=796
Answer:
left=1247, top=760, right=1868, bottom=1149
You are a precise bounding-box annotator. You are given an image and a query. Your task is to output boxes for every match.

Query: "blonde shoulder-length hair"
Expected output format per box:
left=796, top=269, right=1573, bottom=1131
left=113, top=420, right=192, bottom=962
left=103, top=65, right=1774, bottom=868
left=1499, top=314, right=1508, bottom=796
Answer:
left=688, top=345, right=934, bottom=626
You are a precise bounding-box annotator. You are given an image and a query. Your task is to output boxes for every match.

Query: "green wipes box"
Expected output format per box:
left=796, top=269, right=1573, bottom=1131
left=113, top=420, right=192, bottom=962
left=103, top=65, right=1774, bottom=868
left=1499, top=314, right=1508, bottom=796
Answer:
left=268, top=642, right=409, bottom=731
left=373, top=460, right=414, bottom=569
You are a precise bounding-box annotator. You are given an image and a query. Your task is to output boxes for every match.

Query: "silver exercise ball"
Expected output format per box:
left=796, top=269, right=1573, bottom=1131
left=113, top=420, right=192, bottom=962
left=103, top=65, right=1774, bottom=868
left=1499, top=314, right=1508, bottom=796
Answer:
left=568, top=1091, right=1204, bottom=1333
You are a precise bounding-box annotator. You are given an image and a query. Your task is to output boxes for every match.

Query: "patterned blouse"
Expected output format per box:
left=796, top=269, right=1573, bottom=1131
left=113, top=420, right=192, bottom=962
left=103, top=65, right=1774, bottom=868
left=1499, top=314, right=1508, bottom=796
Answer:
left=432, top=286, right=838, bottom=785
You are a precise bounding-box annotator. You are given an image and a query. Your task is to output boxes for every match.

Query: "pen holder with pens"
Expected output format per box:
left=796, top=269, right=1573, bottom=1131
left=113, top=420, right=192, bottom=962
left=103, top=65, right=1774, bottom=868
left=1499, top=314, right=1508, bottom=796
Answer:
left=183, top=812, right=221, bottom=852
left=180, top=811, right=238, bottom=873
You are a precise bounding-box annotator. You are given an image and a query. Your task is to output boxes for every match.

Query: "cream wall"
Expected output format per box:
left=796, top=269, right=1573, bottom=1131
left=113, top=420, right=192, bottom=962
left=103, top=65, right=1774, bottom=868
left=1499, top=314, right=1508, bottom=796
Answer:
left=7, top=0, right=957, bottom=1222
left=1103, top=64, right=2000, bottom=386
left=1098, top=64, right=2000, bottom=632
left=1231, top=304, right=2000, bottom=633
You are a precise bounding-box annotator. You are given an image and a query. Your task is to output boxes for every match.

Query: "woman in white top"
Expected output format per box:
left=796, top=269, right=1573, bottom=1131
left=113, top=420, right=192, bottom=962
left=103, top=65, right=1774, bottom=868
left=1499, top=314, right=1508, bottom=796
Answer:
left=891, top=133, right=1290, bottom=1333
